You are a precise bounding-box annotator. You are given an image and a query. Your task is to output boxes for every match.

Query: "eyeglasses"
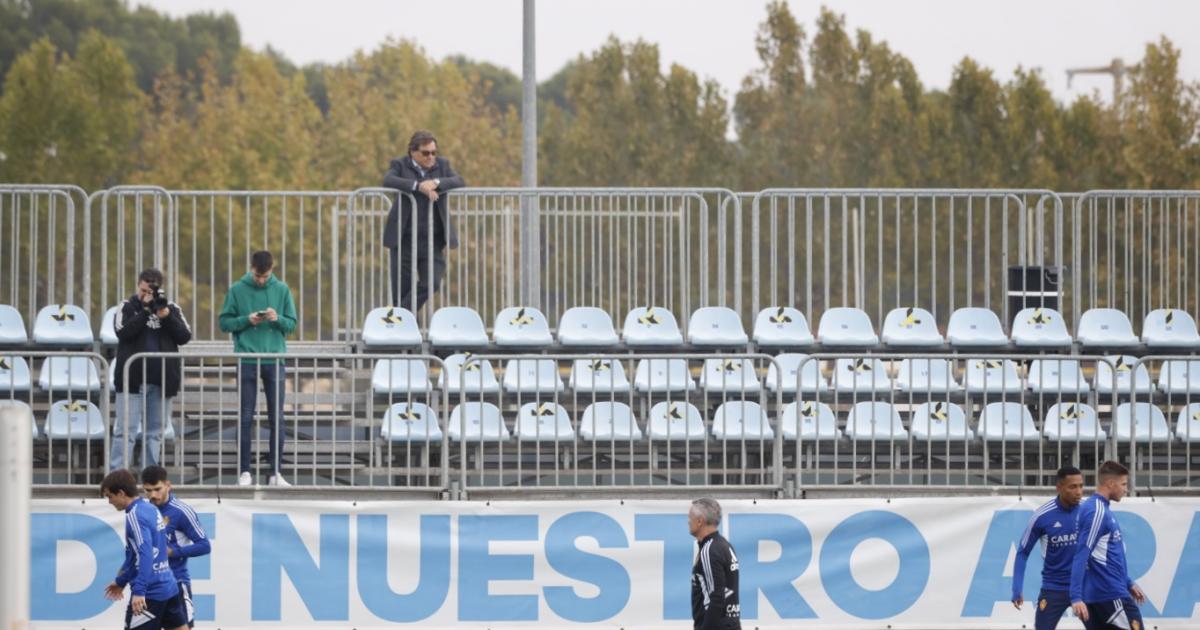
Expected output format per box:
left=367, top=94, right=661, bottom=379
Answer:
left=418, top=149, right=437, bottom=157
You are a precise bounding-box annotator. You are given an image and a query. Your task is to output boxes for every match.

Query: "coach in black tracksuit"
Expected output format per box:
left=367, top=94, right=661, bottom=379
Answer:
left=689, top=498, right=741, bottom=630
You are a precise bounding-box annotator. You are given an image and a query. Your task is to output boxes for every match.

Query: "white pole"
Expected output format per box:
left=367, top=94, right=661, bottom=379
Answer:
left=0, top=403, right=32, bottom=630
left=520, top=0, right=541, bottom=307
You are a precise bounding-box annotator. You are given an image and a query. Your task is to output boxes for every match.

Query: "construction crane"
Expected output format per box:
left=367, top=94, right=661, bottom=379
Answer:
left=1066, top=58, right=1138, bottom=105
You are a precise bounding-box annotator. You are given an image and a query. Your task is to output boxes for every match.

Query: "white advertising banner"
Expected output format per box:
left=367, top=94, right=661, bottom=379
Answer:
left=27, top=496, right=1200, bottom=629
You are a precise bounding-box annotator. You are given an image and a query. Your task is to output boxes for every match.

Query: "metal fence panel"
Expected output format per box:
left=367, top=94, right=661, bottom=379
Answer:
left=0, top=185, right=89, bottom=321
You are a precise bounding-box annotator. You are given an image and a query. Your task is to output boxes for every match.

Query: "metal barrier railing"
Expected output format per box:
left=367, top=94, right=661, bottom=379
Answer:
left=0, top=185, right=89, bottom=320
left=1126, top=356, right=1200, bottom=491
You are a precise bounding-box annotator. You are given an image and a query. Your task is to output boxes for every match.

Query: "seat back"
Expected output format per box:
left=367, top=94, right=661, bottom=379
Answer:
left=0, top=305, right=28, bottom=344
left=1011, top=307, right=1072, bottom=347
left=99, top=306, right=121, bottom=345
left=514, top=402, right=575, bottom=442
left=448, top=402, right=509, bottom=442
left=753, top=306, right=813, bottom=347
left=580, top=402, right=641, bottom=440
left=0, top=355, right=33, bottom=393
left=557, top=307, right=618, bottom=346
left=1174, top=403, right=1200, bottom=443
left=947, top=308, right=1007, bottom=346
left=688, top=307, right=748, bottom=346
left=503, top=359, right=563, bottom=394
left=494, top=306, right=552, bottom=346
left=700, top=358, right=761, bottom=393
left=371, top=359, right=431, bottom=394
left=832, top=358, right=891, bottom=392
left=569, top=359, right=631, bottom=393
left=45, top=399, right=105, bottom=439
left=964, top=359, right=1023, bottom=394
left=712, top=401, right=773, bottom=440
left=909, top=402, right=971, bottom=441
left=647, top=401, right=706, bottom=441
left=1157, top=360, right=1200, bottom=395
left=978, top=402, right=1039, bottom=442
left=362, top=306, right=422, bottom=347
left=33, top=304, right=93, bottom=345
left=634, top=359, right=695, bottom=393
left=766, top=354, right=827, bottom=393
left=1043, top=403, right=1104, bottom=441
left=817, top=307, right=878, bottom=346
left=781, top=401, right=840, bottom=440
left=881, top=307, right=942, bottom=347
left=439, top=353, right=500, bottom=394
left=1027, top=359, right=1089, bottom=394
left=895, top=358, right=961, bottom=393
left=429, top=307, right=489, bottom=348
left=1094, top=355, right=1153, bottom=395
left=845, top=402, right=906, bottom=441
left=38, top=356, right=101, bottom=393
left=1114, top=403, right=1171, bottom=443
left=1142, top=309, right=1200, bottom=348
left=380, top=402, right=442, bottom=441
left=1077, top=308, right=1138, bottom=347
left=622, top=306, right=683, bottom=346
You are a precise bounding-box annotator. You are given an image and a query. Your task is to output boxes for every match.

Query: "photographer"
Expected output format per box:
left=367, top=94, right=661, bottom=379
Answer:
left=110, top=268, right=192, bottom=471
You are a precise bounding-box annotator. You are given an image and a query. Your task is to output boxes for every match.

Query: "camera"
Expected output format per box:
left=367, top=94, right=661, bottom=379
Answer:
left=147, top=284, right=169, bottom=312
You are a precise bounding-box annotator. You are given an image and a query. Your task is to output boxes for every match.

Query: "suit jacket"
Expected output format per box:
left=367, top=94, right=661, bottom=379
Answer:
left=381, top=156, right=465, bottom=249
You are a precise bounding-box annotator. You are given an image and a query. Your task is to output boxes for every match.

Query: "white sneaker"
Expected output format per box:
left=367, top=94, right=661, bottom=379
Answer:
left=237, top=472, right=252, bottom=486
left=268, top=474, right=291, bottom=487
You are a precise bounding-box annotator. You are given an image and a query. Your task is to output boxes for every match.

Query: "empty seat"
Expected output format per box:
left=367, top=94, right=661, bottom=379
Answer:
left=439, top=353, right=500, bottom=395
left=99, top=305, right=120, bottom=346
left=688, top=307, right=748, bottom=346
left=493, top=306, right=552, bottom=347
left=0, top=305, right=28, bottom=344
left=1027, top=359, right=1090, bottom=395
left=977, top=402, right=1039, bottom=442
left=44, top=399, right=105, bottom=439
left=832, top=358, right=891, bottom=393
left=1077, top=308, right=1139, bottom=349
left=448, top=402, right=510, bottom=442
left=909, top=402, right=974, bottom=442
left=647, top=402, right=706, bottom=441
left=32, top=304, right=93, bottom=345
left=514, top=402, right=575, bottom=442
left=569, top=359, right=631, bottom=394
left=1173, top=403, right=1200, bottom=444
left=894, top=359, right=962, bottom=394
left=38, top=356, right=101, bottom=393
left=947, top=308, right=1008, bottom=348
left=622, top=306, right=683, bottom=346
left=753, top=307, right=814, bottom=348
left=580, top=402, right=642, bottom=441
left=766, top=354, right=827, bottom=394
left=817, top=308, right=878, bottom=347
left=503, top=359, right=564, bottom=394
left=361, top=306, right=421, bottom=347
left=380, top=402, right=442, bottom=442
left=780, top=401, right=841, bottom=441
left=881, top=307, right=943, bottom=347
left=711, top=401, right=773, bottom=440
left=1157, top=360, right=1200, bottom=396
left=1113, top=403, right=1171, bottom=443
left=0, top=356, right=32, bottom=393
left=371, top=359, right=431, bottom=394
left=700, top=358, right=761, bottom=394
left=1043, top=403, right=1106, bottom=442
left=0, top=400, right=35, bottom=439
left=557, top=307, right=619, bottom=347
left=1011, top=308, right=1072, bottom=348
left=1142, top=309, right=1200, bottom=349
left=634, top=359, right=696, bottom=393
left=1095, top=355, right=1153, bottom=396
left=428, top=307, right=489, bottom=348
left=845, top=402, right=908, bottom=441
left=964, top=359, right=1023, bottom=394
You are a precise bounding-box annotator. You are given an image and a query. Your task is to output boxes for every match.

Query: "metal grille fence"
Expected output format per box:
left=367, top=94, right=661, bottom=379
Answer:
left=0, top=185, right=89, bottom=323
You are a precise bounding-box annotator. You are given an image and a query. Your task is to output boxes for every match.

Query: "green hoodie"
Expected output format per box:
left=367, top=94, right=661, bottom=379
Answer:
left=218, top=272, right=297, bottom=357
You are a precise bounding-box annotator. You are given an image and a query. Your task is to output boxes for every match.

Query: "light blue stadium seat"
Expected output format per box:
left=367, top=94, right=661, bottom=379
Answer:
left=700, top=358, right=761, bottom=394
left=514, top=402, right=575, bottom=442
left=371, top=359, right=431, bottom=394
left=688, top=307, right=748, bottom=346
left=1156, top=360, right=1200, bottom=396
left=832, top=358, right=891, bottom=393
left=845, top=402, right=907, bottom=441
left=634, top=359, right=696, bottom=393
left=44, top=399, right=105, bottom=440
left=38, top=356, right=101, bottom=393
left=379, top=402, right=442, bottom=442
left=977, top=402, right=1040, bottom=442
left=99, top=305, right=121, bottom=346
left=894, top=359, right=962, bottom=394
left=1043, top=403, right=1106, bottom=442
left=964, top=359, right=1023, bottom=394
left=817, top=307, right=878, bottom=347
left=711, top=401, right=773, bottom=440
left=909, top=402, right=973, bottom=442
left=0, top=400, right=36, bottom=439
left=494, top=306, right=552, bottom=347
left=622, top=306, right=683, bottom=346
left=361, top=306, right=421, bottom=347
left=1173, top=403, right=1200, bottom=444
left=881, top=307, right=943, bottom=348
left=0, top=355, right=33, bottom=393
left=580, top=402, right=642, bottom=441
left=753, top=306, right=814, bottom=348
left=1027, top=359, right=1090, bottom=395
left=766, top=354, right=827, bottom=394
left=1114, top=403, right=1171, bottom=443
left=1077, top=308, right=1139, bottom=349
left=557, top=307, right=619, bottom=347
left=780, top=401, right=841, bottom=441
left=428, top=307, right=489, bottom=348
left=448, top=402, right=509, bottom=442
left=947, top=308, right=1008, bottom=348
left=569, top=359, right=631, bottom=394
left=1011, top=308, right=1073, bottom=348
left=647, top=402, right=706, bottom=441
left=503, top=359, right=564, bottom=394
left=440, top=353, right=500, bottom=395
left=32, top=304, right=93, bottom=345
left=1094, top=355, right=1153, bottom=396
left=1142, top=309, right=1200, bottom=349
left=0, top=305, right=28, bottom=344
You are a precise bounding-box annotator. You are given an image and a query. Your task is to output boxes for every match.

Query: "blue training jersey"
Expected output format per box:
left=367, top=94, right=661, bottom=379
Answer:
left=1013, top=497, right=1079, bottom=598
left=1070, top=494, right=1135, bottom=603
left=114, top=497, right=178, bottom=600
left=158, top=493, right=211, bottom=583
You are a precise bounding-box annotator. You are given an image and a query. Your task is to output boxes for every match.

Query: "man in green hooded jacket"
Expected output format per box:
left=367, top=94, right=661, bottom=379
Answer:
left=218, top=250, right=297, bottom=487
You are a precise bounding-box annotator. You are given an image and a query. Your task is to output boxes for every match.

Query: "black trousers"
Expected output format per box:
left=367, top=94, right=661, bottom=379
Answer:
left=390, top=239, right=446, bottom=312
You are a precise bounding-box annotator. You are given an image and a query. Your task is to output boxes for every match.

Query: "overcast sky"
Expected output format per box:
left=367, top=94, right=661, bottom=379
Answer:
left=138, top=0, right=1198, bottom=104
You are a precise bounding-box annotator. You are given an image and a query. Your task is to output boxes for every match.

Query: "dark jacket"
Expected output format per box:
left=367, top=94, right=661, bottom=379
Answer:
left=691, top=532, right=741, bottom=630
left=381, top=155, right=465, bottom=249
left=114, top=295, right=192, bottom=398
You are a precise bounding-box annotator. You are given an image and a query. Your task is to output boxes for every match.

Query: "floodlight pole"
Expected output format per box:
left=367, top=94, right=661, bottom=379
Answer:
left=521, top=0, right=541, bottom=307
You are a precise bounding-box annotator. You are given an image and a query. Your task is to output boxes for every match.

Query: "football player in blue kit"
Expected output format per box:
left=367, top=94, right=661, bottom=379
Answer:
left=1070, top=461, right=1148, bottom=630
left=1012, top=466, right=1085, bottom=629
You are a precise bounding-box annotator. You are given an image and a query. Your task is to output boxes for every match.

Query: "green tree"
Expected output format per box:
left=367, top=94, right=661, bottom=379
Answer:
left=1121, top=37, right=1200, bottom=188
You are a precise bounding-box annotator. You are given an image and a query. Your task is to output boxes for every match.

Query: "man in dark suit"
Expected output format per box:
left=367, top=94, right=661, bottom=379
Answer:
left=382, top=130, right=465, bottom=312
